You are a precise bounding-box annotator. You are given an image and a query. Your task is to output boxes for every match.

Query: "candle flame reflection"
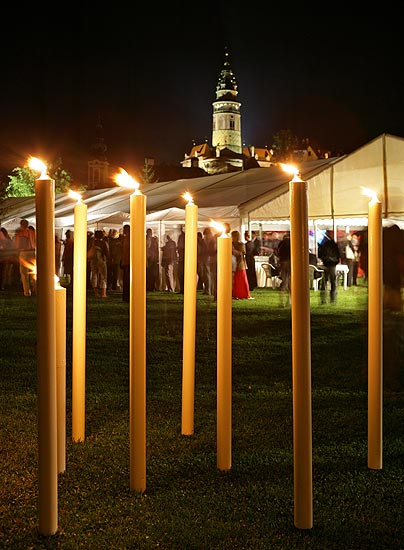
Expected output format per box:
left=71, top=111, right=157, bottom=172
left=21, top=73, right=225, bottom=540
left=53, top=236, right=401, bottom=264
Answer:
left=20, top=256, right=37, bottom=279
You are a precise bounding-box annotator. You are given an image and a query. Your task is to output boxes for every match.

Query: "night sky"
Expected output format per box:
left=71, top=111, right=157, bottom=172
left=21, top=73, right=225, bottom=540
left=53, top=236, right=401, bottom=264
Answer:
left=0, top=9, right=403, bottom=183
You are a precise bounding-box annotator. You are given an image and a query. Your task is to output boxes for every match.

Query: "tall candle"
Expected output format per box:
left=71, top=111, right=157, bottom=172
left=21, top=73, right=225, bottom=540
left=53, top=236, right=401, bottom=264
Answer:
left=55, top=280, right=66, bottom=474
left=181, top=193, right=198, bottom=436
left=289, top=169, right=313, bottom=530
left=33, top=159, right=58, bottom=535
left=215, top=224, right=232, bottom=471
left=365, top=189, right=383, bottom=470
left=71, top=195, right=88, bottom=443
left=130, top=183, right=147, bottom=493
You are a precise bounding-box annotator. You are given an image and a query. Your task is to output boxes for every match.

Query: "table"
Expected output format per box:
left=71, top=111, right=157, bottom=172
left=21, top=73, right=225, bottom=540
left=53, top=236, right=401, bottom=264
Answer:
left=254, top=256, right=280, bottom=288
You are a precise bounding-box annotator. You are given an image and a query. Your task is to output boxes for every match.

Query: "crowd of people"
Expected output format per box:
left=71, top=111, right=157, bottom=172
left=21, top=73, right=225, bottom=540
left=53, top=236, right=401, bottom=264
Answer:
left=1, top=219, right=403, bottom=312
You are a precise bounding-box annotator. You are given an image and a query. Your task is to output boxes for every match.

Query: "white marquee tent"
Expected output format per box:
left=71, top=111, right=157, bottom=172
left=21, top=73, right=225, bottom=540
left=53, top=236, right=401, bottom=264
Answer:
left=1, top=134, right=403, bottom=239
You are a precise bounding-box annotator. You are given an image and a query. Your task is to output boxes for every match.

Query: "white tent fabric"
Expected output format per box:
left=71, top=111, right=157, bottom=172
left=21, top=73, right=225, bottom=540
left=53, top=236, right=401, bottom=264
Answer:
left=1, top=134, right=403, bottom=234
left=0, top=158, right=336, bottom=232
left=245, top=134, right=404, bottom=222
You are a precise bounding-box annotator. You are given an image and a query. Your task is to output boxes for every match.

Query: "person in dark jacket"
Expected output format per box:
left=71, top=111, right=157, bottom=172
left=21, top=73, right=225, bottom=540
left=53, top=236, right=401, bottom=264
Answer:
left=318, top=230, right=341, bottom=303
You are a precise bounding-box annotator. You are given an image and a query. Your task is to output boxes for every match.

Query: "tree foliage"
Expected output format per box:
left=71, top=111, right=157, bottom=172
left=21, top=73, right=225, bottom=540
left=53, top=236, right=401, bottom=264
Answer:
left=140, top=159, right=158, bottom=185
left=270, top=129, right=300, bottom=162
left=4, top=158, right=74, bottom=198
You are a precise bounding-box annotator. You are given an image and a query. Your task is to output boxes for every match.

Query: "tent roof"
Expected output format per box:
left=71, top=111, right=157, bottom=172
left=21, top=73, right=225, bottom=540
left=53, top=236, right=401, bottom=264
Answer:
left=1, top=134, right=403, bottom=230
left=0, top=158, right=335, bottom=230
left=247, top=133, right=404, bottom=222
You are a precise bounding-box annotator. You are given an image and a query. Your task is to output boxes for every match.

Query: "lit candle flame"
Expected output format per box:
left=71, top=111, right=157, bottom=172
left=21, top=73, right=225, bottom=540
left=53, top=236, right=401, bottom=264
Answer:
left=361, top=186, right=379, bottom=203
left=182, top=192, right=193, bottom=204
left=28, top=156, right=47, bottom=177
left=114, top=168, right=139, bottom=191
left=210, top=220, right=226, bottom=236
left=68, top=189, right=82, bottom=202
left=279, top=163, right=303, bottom=182
left=20, top=257, right=37, bottom=279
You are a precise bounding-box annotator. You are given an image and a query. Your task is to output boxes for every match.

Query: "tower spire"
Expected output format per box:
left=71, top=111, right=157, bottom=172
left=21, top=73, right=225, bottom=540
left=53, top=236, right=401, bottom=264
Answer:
left=212, top=47, right=242, bottom=154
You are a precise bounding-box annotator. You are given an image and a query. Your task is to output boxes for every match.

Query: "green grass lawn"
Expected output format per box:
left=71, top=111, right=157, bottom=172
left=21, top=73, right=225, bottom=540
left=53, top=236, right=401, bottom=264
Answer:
left=1, top=282, right=403, bottom=549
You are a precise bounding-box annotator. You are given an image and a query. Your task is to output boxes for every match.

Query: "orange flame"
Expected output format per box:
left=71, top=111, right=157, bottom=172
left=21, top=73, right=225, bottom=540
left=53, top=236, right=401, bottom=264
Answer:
left=28, top=156, right=47, bottom=177
left=182, top=192, right=193, bottom=204
left=68, top=189, right=82, bottom=201
left=361, top=186, right=379, bottom=203
left=279, top=163, right=300, bottom=177
left=114, top=168, right=139, bottom=190
left=210, top=220, right=225, bottom=235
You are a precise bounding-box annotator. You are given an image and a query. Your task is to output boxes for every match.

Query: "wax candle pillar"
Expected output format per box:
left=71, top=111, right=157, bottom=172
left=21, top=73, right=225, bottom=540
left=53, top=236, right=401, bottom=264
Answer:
left=130, top=188, right=147, bottom=493
left=290, top=173, right=313, bottom=530
left=181, top=196, right=198, bottom=435
left=217, top=230, right=232, bottom=471
left=367, top=195, right=383, bottom=470
left=55, top=281, right=66, bottom=473
left=35, top=171, right=58, bottom=535
left=72, top=198, right=88, bottom=442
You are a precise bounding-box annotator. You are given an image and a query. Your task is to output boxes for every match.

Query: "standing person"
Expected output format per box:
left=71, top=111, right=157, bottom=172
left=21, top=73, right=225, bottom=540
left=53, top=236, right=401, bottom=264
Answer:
left=276, top=232, right=291, bottom=294
left=232, top=230, right=252, bottom=300
left=161, top=234, right=178, bottom=292
left=176, top=226, right=185, bottom=294
left=318, top=229, right=341, bottom=303
left=203, top=226, right=215, bottom=295
left=13, top=219, right=36, bottom=296
left=146, top=228, right=159, bottom=291
left=244, top=231, right=257, bottom=291
left=0, top=227, right=14, bottom=290
left=61, top=229, right=74, bottom=284
left=343, top=233, right=356, bottom=287
left=55, top=234, right=62, bottom=277
left=88, top=230, right=109, bottom=297
left=120, top=224, right=130, bottom=302
left=251, top=230, right=262, bottom=256
left=107, top=228, right=122, bottom=291
left=197, top=231, right=210, bottom=293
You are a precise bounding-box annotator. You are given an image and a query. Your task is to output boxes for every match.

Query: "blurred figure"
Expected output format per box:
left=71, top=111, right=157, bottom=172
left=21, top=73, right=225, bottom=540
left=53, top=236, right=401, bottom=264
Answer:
left=55, top=234, right=62, bottom=277
left=121, top=224, right=130, bottom=302
left=88, top=229, right=109, bottom=297
left=244, top=231, right=257, bottom=291
left=0, top=227, right=14, bottom=290
left=176, top=226, right=185, bottom=294
left=107, top=228, right=122, bottom=291
left=343, top=233, right=358, bottom=287
left=61, top=229, right=74, bottom=282
left=13, top=219, right=36, bottom=296
left=383, top=224, right=404, bottom=312
left=197, top=231, right=208, bottom=293
left=161, top=234, right=177, bottom=292
left=318, top=229, right=341, bottom=303
left=203, top=226, right=216, bottom=295
left=232, top=230, right=252, bottom=299
left=276, top=232, right=291, bottom=295
left=146, top=228, right=159, bottom=291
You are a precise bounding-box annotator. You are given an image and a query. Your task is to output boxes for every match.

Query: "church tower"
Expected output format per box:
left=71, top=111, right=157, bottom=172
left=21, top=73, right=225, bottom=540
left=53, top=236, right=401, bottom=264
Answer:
left=88, top=116, right=110, bottom=188
left=212, top=48, right=242, bottom=154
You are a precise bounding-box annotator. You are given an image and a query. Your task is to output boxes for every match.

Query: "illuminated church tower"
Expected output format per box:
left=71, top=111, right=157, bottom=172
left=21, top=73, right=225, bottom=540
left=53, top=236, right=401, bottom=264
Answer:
left=181, top=48, right=272, bottom=174
left=212, top=47, right=242, bottom=154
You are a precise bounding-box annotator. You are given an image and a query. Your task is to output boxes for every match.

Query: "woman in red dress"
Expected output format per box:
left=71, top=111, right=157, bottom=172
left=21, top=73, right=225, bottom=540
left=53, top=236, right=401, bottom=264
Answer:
left=231, top=230, right=252, bottom=299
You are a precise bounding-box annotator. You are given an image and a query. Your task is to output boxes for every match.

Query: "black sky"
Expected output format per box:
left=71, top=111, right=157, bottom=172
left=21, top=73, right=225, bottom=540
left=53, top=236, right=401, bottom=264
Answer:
left=0, top=9, right=403, bottom=183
